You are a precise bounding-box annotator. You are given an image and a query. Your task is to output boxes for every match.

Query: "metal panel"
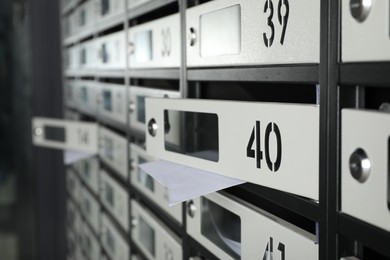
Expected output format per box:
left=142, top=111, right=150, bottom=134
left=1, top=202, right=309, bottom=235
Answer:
left=130, top=143, right=182, bottom=224
left=128, top=13, right=181, bottom=68
left=76, top=0, right=96, bottom=34
left=100, top=169, right=130, bottom=231
left=186, top=0, right=320, bottom=67
left=74, top=157, right=100, bottom=195
left=80, top=186, right=101, bottom=233
left=127, top=0, right=152, bottom=10
left=32, top=117, right=98, bottom=153
left=95, top=31, right=127, bottom=69
left=342, top=0, right=390, bottom=62
left=187, top=192, right=318, bottom=259
left=131, top=200, right=182, bottom=260
left=94, top=0, right=125, bottom=23
left=97, top=83, right=127, bottom=125
left=80, top=220, right=101, bottom=260
left=67, top=45, right=80, bottom=70
left=146, top=98, right=319, bottom=200
left=74, top=80, right=98, bottom=116
left=128, top=86, right=180, bottom=148
left=64, top=80, right=78, bottom=109
left=66, top=169, right=82, bottom=206
left=342, top=109, right=390, bottom=232
left=66, top=199, right=82, bottom=232
left=101, top=213, right=130, bottom=260
left=98, top=126, right=128, bottom=179
left=79, top=40, right=99, bottom=70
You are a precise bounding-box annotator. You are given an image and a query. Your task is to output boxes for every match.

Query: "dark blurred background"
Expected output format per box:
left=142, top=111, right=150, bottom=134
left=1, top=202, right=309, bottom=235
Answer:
left=0, top=0, right=65, bottom=259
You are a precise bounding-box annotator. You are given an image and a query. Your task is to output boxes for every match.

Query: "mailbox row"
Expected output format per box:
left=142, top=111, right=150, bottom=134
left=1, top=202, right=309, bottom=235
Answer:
left=65, top=0, right=390, bottom=71
left=67, top=163, right=318, bottom=260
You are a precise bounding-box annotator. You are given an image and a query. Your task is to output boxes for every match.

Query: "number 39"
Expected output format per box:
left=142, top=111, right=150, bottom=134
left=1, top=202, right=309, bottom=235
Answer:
left=263, top=0, right=290, bottom=47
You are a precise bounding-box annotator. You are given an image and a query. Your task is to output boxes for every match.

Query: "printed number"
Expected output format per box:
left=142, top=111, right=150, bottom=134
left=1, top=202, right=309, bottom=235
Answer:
left=161, top=28, right=171, bottom=57
left=77, top=129, right=89, bottom=145
left=262, top=237, right=286, bottom=260
left=263, top=0, right=290, bottom=47
left=246, top=121, right=282, bottom=172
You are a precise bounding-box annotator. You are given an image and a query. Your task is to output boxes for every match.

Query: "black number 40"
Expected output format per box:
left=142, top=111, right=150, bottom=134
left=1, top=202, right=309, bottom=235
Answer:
left=246, top=121, right=282, bottom=172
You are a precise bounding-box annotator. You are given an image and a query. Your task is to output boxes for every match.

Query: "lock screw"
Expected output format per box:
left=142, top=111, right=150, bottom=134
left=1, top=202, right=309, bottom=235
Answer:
left=349, top=148, right=371, bottom=182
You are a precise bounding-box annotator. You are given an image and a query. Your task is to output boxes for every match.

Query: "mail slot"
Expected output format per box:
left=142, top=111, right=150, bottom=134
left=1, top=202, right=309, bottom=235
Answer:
left=101, top=213, right=130, bottom=260
left=129, top=86, right=180, bottom=147
left=342, top=109, right=390, bottom=232
left=186, top=0, right=320, bottom=67
left=97, top=83, right=127, bottom=126
left=342, top=0, right=390, bottom=62
left=100, top=169, right=129, bottom=231
left=80, top=186, right=101, bottom=234
left=74, top=157, right=100, bottom=195
left=66, top=168, right=82, bottom=205
left=98, top=126, right=128, bottom=179
left=74, top=80, right=98, bottom=116
left=131, top=200, right=182, bottom=260
left=187, top=192, right=318, bottom=259
left=96, top=31, right=127, bottom=69
left=128, top=13, right=181, bottom=68
left=79, top=220, right=100, bottom=260
left=130, top=143, right=182, bottom=224
left=146, top=98, right=319, bottom=200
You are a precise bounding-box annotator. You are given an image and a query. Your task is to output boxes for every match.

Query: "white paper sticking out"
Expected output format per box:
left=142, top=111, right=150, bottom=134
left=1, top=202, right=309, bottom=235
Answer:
left=64, top=149, right=95, bottom=165
left=139, top=160, right=245, bottom=206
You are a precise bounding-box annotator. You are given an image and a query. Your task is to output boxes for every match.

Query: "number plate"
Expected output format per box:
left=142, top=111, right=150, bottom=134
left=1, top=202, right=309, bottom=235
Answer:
left=131, top=200, right=182, bottom=260
left=146, top=98, right=319, bottom=200
left=80, top=221, right=100, bottom=260
left=187, top=192, right=318, bottom=259
left=129, top=86, right=180, bottom=147
left=100, top=169, right=129, bottom=231
left=98, top=83, right=127, bottom=125
left=130, top=143, right=182, bottom=224
left=80, top=186, right=101, bottom=233
left=98, top=126, right=128, bottom=179
left=342, top=0, right=390, bottom=62
left=186, top=0, right=320, bottom=67
left=32, top=117, right=98, bottom=153
left=101, top=213, right=130, bottom=260
left=342, top=109, right=390, bottom=232
left=74, top=157, right=100, bottom=194
left=96, top=31, right=127, bottom=69
left=128, top=13, right=181, bottom=68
